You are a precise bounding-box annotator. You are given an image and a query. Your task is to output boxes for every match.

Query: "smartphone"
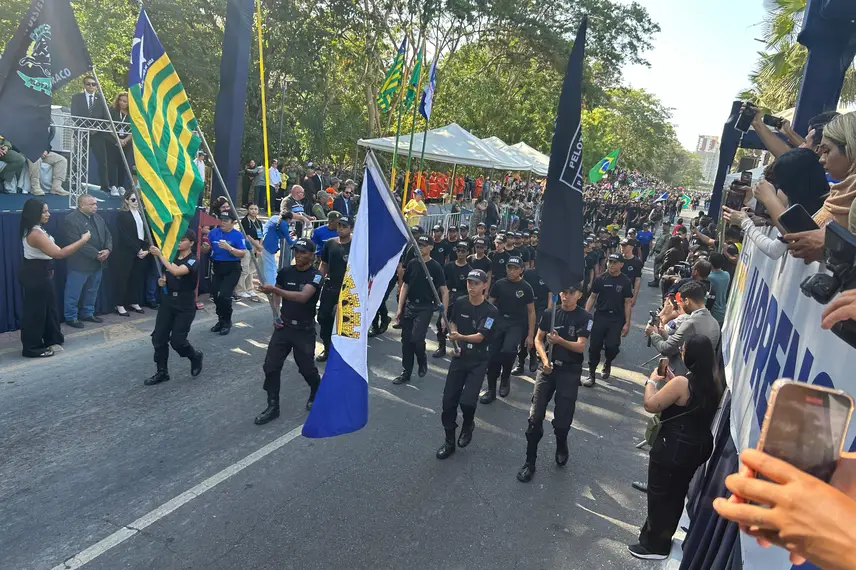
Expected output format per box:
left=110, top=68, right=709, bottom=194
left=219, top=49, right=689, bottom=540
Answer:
left=657, top=357, right=669, bottom=377
left=778, top=204, right=820, bottom=234
left=725, top=187, right=745, bottom=211
left=757, top=380, right=854, bottom=483
left=740, top=171, right=753, bottom=185
left=753, top=199, right=770, bottom=219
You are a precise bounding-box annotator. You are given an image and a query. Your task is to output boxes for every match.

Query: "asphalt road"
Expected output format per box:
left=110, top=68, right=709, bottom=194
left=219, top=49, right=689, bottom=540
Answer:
left=0, top=252, right=670, bottom=570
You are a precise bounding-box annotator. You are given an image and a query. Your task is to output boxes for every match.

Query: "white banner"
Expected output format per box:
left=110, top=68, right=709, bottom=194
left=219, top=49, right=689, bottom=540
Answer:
left=721, top=227, right=856, bottom=570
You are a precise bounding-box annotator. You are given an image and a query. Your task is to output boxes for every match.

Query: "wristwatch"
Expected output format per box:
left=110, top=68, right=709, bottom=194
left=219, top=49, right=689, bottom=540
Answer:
left=646, top=379, right=657, bottom=387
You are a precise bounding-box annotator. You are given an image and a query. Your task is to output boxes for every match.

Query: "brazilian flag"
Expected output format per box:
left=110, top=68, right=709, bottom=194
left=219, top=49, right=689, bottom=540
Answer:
left=128, top=8, right=204, bottom=261
left=588, top=148, right=620, bottom=183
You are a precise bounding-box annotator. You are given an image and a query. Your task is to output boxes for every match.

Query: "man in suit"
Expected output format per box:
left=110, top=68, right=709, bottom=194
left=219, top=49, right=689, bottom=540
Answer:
left=301, top=163, right=323, bottom=196
left=70, top=76, right=112, bottom=195
left=332, top=179, right=357, bottom=217
left=644, top=280, right=720, bottom=376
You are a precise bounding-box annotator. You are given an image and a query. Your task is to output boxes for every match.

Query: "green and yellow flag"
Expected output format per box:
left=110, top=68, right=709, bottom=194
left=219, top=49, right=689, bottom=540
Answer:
left=403, top=47, right=423, bottom=109
left=128, top=8, right=204, bottom=260
left=377, top=37, right=406, bottom=113
left=588, top=148, right=620, bottom=183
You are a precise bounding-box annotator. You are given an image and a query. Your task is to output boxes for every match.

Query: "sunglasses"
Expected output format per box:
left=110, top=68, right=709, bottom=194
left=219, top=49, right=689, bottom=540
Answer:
left=85, top=82, right=96, bottom=87
left=129, top=197, right=137, bottom=202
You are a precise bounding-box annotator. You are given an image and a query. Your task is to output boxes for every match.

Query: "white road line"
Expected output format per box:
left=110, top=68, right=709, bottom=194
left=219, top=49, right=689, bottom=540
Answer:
left=50, top=425, right=304, bottom=570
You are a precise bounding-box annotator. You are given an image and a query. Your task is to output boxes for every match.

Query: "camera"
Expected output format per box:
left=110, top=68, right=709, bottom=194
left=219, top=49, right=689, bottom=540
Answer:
left=673, top=261, right=693, bottom=279
left=800, top=222, right=856, bottom=349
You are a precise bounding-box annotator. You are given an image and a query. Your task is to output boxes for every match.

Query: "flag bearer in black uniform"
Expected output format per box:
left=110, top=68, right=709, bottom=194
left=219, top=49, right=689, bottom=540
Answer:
left=254, top=239, right=324, bottom=424
left=584, top=253, right=633, bottom=387
left=517, top=284, right=593, bottom=482
left=514, top=264, right=551, bottom=374
left=436, top=269, right=498, bottom=459
left=481, top=256, right=535, bottom=403
left=316, top=216, right=352, bottom=362
left=145, top=231, right=203, bottom=386
left=393, top=236, right=449, bottom=385
left=434, top=242, right=472, bottom=358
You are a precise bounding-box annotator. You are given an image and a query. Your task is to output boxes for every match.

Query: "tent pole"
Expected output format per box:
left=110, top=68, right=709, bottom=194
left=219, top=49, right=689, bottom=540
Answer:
left=449, top=163, right=457, bottom=203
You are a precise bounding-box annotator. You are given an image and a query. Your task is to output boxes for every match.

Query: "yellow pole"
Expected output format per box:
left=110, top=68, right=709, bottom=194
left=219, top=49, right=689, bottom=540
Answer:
left=255, top=0, right=272, bottom=216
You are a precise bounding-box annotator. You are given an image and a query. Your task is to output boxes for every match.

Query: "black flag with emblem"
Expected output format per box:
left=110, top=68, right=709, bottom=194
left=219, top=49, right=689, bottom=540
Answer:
left=0, top=0, right=92, bottom=161
left=536, top=15, right=587, bottom=293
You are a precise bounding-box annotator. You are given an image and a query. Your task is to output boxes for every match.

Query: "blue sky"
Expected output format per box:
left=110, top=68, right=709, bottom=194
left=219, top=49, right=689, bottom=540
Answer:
left=621, top=0, right=770, bottom=150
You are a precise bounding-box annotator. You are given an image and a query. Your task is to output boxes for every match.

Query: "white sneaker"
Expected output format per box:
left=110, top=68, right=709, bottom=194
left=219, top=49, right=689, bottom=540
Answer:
left=118, top=186, right=126, bottom=194
left=110, top=186, right=120, bottom=197
left=239, top=292, right=253, bottom=298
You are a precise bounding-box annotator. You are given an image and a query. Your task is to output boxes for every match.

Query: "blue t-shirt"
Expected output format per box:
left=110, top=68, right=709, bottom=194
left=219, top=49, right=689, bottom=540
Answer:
left=311, top=225, right=338, bottom=256
left=262, top=215, right=294, bottom=254
left=636, top=230, right=653, bottom=246
left=208, top=227, right=246, bottom=262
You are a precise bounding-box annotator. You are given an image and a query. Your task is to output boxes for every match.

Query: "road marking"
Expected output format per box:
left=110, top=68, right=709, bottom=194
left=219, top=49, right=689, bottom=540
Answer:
left=50, top=425, right=304, bottom=570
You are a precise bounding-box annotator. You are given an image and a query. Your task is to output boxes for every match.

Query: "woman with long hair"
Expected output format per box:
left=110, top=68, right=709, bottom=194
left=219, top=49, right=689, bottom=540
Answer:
left=108, top=92, right=134, bottom=194
left=629, top=334, right=719, bottom=560
left=18, top=198, right=91, bottom=357
left=112, top=189, right=150, bottom=316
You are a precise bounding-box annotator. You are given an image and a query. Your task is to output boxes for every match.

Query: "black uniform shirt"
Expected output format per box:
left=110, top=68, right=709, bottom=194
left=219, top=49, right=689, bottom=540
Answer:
left=320, top=238, right=351, bottom=287
left=467, top=254, right=491, bottom=275
left=489, top=277, right=534, bottom=323
left=620, top=255, right=643, bottom=285
left=489, top=249, right=510, bottom=281
left=522, top=268, right=550, bottom=312
left=590, top=272, right=633, bottom=315
left=444, top=261, right=472, bottom=298
left=430, top=239, right=451, bottom=265
left=509, top=246, right=530, bottom=264
left=404, top=257, right=446, bottom=304
left=400, top=243, right=418, bottom=267
left=451, top=298, right=499, bottom=358
left=527, top=245, right=538, bottom=263
left=167, top=253, right=198, bottom=293
left=584, top=251, right=599, bottom=281
left=540, top=305, right=593, bottom=364
left=277, top=265, right=323, bottom=325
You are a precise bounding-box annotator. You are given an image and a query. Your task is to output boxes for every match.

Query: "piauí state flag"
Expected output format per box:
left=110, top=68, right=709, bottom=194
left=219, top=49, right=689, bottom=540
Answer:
left=303, top=150, right=410, bottom=437
left=377, top=37, right=406, bottom=113
left=588, top=148, right=620, bottom=183
left=419, top=57, right=437, bottom=121
left=128, top=8, right=204, bottom=261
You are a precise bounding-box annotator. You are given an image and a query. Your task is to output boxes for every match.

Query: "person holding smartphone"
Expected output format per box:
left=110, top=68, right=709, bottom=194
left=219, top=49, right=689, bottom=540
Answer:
left=201, top=212, right=247, bottom=336
left=629, top=335, right=719, bottom=560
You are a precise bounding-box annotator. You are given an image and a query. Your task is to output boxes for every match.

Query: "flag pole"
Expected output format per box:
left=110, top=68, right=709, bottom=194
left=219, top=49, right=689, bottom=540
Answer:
left=255, top=0, right=273, bottom=217
left=390, top=84, right=406, bottom=194
left=402, top=39, right=426, bottom=205
left=197, top=128, right=280, bottom=321
left=91, top=66, right=164, bottom=286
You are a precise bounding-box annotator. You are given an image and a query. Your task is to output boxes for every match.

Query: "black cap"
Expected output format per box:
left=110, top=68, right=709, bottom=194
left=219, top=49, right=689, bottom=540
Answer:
left=456, top=241, right=469, bottom=250
left=432, top=225, right=443, bottom=232
left=620, top=238, right=632, bottom=247
left=608, top=253, right=624, bottom=263
left=448, top=226, right=458, bottom=232
left=506, top=256, right=524, bottom=267
left=218, top=212, right=232, bottom=220
left=532, top=229, right=539, bottom=235
left=183, top=229, right=197, bottom=244
left=628, top=227, right=637, bottom=233
left=410, top=226, right=422, bottom=235
left=458, top=224, right=468, bottom=231
left=474, top=238, right=487, bottom=247
left=489, top=225, right=497, bottom=230
left=417, top=235, right=432, bottom=246
left=495, top=234, right=506, bottom=242
left=561, top=282, right=583, bottom=293
left=292, top=238, right=314, bottom=252
left=327, top=210, right=342, bottom=221
left=466, top=269, right=488, bottom=283
left=522, top=232, right=530, bottom=237
left=338, top=216, right=352, bottom=227
left=477, top=222, right=486, bottom=227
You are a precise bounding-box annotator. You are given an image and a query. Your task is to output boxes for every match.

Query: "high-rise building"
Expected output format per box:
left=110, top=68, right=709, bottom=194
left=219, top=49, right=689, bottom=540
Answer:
left=695, top=135, right=721, bottom=182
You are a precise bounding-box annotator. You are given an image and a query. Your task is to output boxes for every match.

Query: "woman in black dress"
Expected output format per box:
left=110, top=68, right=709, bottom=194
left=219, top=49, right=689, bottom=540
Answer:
left=112, top=189, right=150, bottom=316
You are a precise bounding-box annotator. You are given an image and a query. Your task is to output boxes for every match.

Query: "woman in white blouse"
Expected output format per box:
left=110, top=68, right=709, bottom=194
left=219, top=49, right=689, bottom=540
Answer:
left=112, top=189, right=150, bottom=316
left=19, top=198, right=90, bottom=357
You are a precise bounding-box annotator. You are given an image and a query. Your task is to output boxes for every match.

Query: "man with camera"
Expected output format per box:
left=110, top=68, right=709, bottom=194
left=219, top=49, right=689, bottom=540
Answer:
left=645, top=281, right=720, bottom=376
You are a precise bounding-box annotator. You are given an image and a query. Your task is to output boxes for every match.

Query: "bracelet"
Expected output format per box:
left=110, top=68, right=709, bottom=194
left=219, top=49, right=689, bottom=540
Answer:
left=646, top=379, right=657, bottom=387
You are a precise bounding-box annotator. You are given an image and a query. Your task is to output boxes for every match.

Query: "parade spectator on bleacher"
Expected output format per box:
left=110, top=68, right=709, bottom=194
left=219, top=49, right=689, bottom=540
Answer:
left=27, top=123, right=69, bottom=197
left=0, top=135, right=26, bottom=189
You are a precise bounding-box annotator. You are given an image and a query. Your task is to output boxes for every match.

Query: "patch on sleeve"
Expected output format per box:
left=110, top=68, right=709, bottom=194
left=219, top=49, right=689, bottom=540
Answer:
left=484, top=317, right=494, bottom=330
left=186, top=259, right=196, bottom=266
left=313, top=274, right=323, bottom=284
left=586, top=319, right=593, bottom=331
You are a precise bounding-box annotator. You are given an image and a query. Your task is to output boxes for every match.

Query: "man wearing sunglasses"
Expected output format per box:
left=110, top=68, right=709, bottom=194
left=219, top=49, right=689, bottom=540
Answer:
left=70, top=76, right=111, bottom=194
left=332, top=179, right=357, bottom=218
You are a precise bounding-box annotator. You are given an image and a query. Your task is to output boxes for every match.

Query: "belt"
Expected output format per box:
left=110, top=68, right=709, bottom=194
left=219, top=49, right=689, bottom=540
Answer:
left=169, top=291, right=194, bottom=297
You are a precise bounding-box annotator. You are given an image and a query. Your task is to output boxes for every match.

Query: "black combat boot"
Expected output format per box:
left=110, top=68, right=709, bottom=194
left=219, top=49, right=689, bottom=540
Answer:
left=189, top=350, right=204, bottom=377
left=602, top=360, right=612, bottom=380
left=254, top=393, right=280, bottom=425
left=517, top=429, right=542, bottom=482
left=436, top=428, right=456, bottom=459
left=458, top=421, right=474, bottom=448
left=316, top=345, right=330, bottom=362
left=432, top=340, right=446, bottom=358
left=144, top=359, right=170, bottom=386
left=528, top=349, right=539, bottom=373
left=555, top=430, right=570, bottom=466
left=480, top=377, right=497, bottom=404
left=499, top=375, right=511, bottom=398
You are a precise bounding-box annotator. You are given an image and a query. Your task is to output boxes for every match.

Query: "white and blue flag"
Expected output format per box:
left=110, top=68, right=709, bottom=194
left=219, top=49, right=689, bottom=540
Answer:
left=302, top=151, right=410, bottom=438
left=419, top=58, right=437, bottom=121
left=654, top=191, right=670, bottom=202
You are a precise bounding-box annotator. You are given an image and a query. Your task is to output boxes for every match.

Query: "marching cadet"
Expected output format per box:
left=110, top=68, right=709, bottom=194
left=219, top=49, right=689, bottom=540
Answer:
left=488, top=234, right=511, bottom=283
left=434, top=242, right=472, bottom=358
left=481, top=256, right=535, bottom=403
left=458, top=224, right=469, bottom=245
left=393, top=236, right=449, bottom=385
left=316, top=216, right=352, bottom=362
left=466, top=237, right=492, bottom=279
left=146, top=231, right=203, bottom=386
left=517, top=283, right=593, bottom=482
left=436, top=269, right=498, bottom=459
left=514, top=263, right=551, bottom=375
left=584, top=253, right=633, bottom=387
left=429, top=225, right=451, bottom=266
left=254, top=238, right=324, bottom=425
left=469, top=222, right=488, bottom=251
left=371, top=226, right=421, bottom=337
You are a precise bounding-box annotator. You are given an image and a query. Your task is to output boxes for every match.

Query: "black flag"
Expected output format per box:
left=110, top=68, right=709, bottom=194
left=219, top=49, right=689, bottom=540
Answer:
left=537, top=16, right=587, bottom=293
left=0, top=0, right=92, bottom=161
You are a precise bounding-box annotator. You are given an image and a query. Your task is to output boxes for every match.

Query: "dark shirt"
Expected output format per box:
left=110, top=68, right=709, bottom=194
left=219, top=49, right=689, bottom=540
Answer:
left=166, top=253, right=199, bottom=293
left=489, top=277, right=534, bottom=323
left=444, top=261, right=472, bottom=298
left=467, top=254, right=491, bottom=275
left=489, top=249, right=511, bottom=281
left=539, top=305, right=593, bottom=364
left=320, top=238, right=351, bottom=287
left=276, top=264, right=323, bottom=326
left=522, top=268, right=550, bottom=312
left=590, top=272, right=633, bottom=316
left=400, top=244, right=418, bottom=267
left=404, top=257, right=446, bottom=305
left=285, top=195, right=307, bottom=234
left=509, top=246, right=530, bottom=264
left=620, top=256, right=644, bottom=286
left=450, top=298, right=499, bottom=358
left=430, top=239, right=452, bottom=266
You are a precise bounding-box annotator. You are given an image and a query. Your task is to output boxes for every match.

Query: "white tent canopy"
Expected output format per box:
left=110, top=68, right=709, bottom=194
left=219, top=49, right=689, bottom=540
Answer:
left=507, top=142, right=549, bottom=177
left=357, top=123, right=534, bottom=171
left=479, top=136, right=535, bottom=172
